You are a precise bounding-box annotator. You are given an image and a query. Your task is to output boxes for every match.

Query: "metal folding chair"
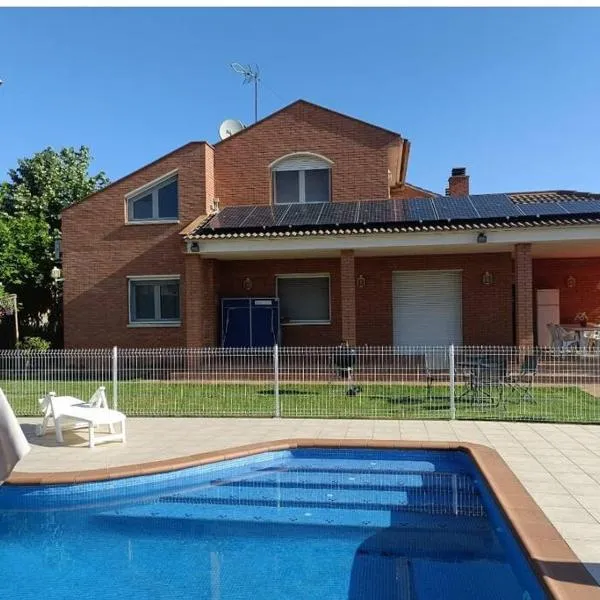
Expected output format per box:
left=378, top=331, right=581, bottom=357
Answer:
left=468, top=356, right=508, bottom=407
left=505, top=355, right=538, bottom=402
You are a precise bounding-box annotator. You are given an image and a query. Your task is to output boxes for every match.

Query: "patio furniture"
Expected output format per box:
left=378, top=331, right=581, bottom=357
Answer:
left=583, top=328, right=600, bottom=352
left=457, top=355, right=507, bottom=407
left=38, top=387, right=126, bottom=448
left=332, top=343, right=361, bottom=396
left=423, top=350, right=450, bottom=400
left=547, top=324, right=579, bottom=352
left=559, top=324, right=600, bottom=352
left=505, top=354, right=538, bottom=402
left=36, top=386, right=108, bottom=437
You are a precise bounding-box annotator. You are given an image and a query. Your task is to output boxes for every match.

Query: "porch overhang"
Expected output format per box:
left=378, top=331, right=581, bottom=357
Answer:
left=185, top=223, right=600, bottom=260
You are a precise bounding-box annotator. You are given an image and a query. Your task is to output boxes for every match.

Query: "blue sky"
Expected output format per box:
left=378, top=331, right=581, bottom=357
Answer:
left=1, top=8, right=600, bottom=195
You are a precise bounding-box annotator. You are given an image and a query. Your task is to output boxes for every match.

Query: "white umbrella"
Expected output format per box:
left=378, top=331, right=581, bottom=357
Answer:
left=0, top=388, right=30, bottom=483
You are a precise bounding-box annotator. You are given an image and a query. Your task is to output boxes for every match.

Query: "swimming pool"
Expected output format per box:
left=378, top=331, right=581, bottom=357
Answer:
left=1, top=447, right=548, bottom=599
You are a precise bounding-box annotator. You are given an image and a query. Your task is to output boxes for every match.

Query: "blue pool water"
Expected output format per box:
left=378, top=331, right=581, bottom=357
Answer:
left=0, top=449, right=547, bottom=600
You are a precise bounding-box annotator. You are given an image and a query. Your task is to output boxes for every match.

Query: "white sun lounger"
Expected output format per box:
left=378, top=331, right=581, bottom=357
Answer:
left=38, top=387, right=126, bottom=448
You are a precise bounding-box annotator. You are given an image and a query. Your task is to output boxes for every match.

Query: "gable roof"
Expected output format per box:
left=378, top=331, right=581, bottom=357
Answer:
left=213, top=99, right=401, bottom=146
left=186, top=191, right=600, bottom=240
left=61, top=141, right=209, bottom=214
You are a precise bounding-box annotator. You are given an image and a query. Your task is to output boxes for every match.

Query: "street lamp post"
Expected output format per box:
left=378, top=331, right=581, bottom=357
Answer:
left=50, top=267, right=63, bottom=344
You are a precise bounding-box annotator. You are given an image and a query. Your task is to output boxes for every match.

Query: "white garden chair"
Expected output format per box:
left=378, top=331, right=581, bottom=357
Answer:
left=37, top=387, right=126, bottom=448
left=547, top=324, right=578, bottom=352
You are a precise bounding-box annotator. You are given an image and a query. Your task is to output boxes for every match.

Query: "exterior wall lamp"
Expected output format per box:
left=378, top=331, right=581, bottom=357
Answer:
left=243, top=277, right=253, bottom=292
left=50, top=266, right=63, bottom=282
left=477, top=232, right=487, bottom=244
left=481, top=271, right=494, bottom=286
left=566, top=275, right=576, bottom=289
left=356, top=274, right=366, bottom=289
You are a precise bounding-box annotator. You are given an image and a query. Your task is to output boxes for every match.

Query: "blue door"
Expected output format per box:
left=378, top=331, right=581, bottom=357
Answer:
left=251, top=299, right=279, bottom=347
left=221, top=298, right=251, bottom=347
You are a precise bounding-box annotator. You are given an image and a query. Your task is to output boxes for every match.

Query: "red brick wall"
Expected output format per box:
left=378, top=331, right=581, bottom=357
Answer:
left=62, top=143, right=212, bottom=348
left=217, top=258, right=342, bottom=346
left=214, top=101, right=398, bottom=207
left=390, top=183, right=436, bottom=200
left=217, top=252, right=513, bottom=347
left=533, top=257, right=600, bottom=324
left=355, top=253, right=514, bottom=346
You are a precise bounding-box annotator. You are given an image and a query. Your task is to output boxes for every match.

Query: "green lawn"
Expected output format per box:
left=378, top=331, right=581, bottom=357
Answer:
left=3, top=379, right=599, bottom=423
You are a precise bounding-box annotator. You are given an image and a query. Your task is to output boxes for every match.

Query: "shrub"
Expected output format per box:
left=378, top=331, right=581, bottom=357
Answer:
left=17, top=336, right=51, bottom=351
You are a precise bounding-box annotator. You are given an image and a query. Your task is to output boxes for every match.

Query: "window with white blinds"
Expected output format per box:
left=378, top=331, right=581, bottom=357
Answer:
left=277, top=275, right=330, bottom=324
left=272, top=154, right=332, bottom=204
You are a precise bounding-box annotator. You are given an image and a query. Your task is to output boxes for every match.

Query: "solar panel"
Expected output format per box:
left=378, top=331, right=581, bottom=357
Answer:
left=469, top=194, right=522, bottom=218
left=404, top=198, right=438, bottom=222
left=357, top=200, right=396, bottom=224
left=235, top=205, right=280, bottom=229
left=278, top=203, right=325, bottom=227
left=561, top=200, right=600, bottom=215
left=317, top=202, right=359, bottom=227
left=391, top=199, right=410, bottom=222
left=204, top=206, right=256, bottom=230
left=433, top=196, right=478, bottom=220
left=515, top=203, right=569, bottom=217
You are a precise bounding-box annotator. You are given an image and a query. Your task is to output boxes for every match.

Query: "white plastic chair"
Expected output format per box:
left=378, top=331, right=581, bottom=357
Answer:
left=37, top=387, right=126, bottom=448
left=547, top=324, right=578, bottom=351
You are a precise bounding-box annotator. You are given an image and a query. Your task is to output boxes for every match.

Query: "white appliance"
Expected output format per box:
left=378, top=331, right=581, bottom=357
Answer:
left=536, top=289, right=560, bottom=347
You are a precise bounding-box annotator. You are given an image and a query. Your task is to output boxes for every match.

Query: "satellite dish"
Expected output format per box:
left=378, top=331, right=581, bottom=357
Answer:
left=219, top=119, right=244, bottom=140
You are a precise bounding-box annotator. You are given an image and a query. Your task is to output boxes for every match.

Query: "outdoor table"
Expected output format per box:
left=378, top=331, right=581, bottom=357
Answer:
left=455, top=356, right=505, bottom=406
left=559, top=324, right=600, bottom=351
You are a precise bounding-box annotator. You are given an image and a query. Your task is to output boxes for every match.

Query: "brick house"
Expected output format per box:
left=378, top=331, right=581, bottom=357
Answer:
left=61, top=100, right=600, bottom=349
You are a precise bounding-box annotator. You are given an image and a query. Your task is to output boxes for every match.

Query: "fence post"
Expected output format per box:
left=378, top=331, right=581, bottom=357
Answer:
left=449, top=344, right=456, bottom=420
left=273, top=344, right=280, bottom=418
left=112, top=346, right=118, bottom=410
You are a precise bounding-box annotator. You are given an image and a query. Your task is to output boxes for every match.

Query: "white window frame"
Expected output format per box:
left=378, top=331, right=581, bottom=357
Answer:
left=127, top=275, right=181, bottom=327
left=271, top=153, right=332, bottom=205
left=125, top=170, right=179, bottom=224
left=276, top=273, right=331, bottom=325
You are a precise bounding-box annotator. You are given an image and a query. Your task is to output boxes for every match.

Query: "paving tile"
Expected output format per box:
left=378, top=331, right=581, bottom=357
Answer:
left=575, top=496, right=600, bottom=513
left=554, top=522, right=600, bottom=542
left=530, top=493, right=584, bottom=509
left=541, top=506, right=598, bottom=524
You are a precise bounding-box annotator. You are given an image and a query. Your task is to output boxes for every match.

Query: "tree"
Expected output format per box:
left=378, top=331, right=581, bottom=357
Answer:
left=0, top=146, right=108, bottom=347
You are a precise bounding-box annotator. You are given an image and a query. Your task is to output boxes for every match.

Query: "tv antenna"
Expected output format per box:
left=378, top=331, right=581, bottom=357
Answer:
left=230, top=63, right=260, bottom=123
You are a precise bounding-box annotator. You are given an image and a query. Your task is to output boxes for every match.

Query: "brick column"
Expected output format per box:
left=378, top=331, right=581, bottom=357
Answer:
left=200, top=258, right=218, bottom=346
left=515, top=243, right=534, bottom=346
left=184, top=256, right=218, bottom=348
left=184, top=254, right=203, bottom=347
left=340, top=250, right=357, bottom=345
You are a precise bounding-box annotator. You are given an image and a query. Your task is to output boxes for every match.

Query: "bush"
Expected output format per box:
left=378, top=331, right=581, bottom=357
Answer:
left=17, top=336, right=51, bottom=351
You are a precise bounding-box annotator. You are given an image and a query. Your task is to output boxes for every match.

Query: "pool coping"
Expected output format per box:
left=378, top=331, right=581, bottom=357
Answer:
left=6, top=438, right=600, bottom=600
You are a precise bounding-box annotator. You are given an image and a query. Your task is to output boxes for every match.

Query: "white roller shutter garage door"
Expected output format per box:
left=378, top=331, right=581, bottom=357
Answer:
left=392, top=270, right=463, bottom=347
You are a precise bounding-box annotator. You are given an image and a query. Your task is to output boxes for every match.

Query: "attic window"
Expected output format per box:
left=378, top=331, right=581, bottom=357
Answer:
left=127, top=174, right=179, bottom=223
left=272, top=154, right=332, bottom=204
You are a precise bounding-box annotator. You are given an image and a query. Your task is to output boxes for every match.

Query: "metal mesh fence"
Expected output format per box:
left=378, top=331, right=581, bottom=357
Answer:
left=0, top=349, right=113, bottom=416
left=2, top=345, right=599, bottom=422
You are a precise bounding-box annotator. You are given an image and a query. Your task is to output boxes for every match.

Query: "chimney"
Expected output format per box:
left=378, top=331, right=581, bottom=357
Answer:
left=448, top=167, right=469, bottom=196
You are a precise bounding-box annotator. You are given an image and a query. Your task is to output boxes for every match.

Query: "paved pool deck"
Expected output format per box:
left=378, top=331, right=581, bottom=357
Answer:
left=12, top=417, right=600, bottom=586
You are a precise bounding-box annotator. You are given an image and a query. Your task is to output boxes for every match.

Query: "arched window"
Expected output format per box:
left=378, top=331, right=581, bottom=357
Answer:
left=271, top=153, right=332, bottom=204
